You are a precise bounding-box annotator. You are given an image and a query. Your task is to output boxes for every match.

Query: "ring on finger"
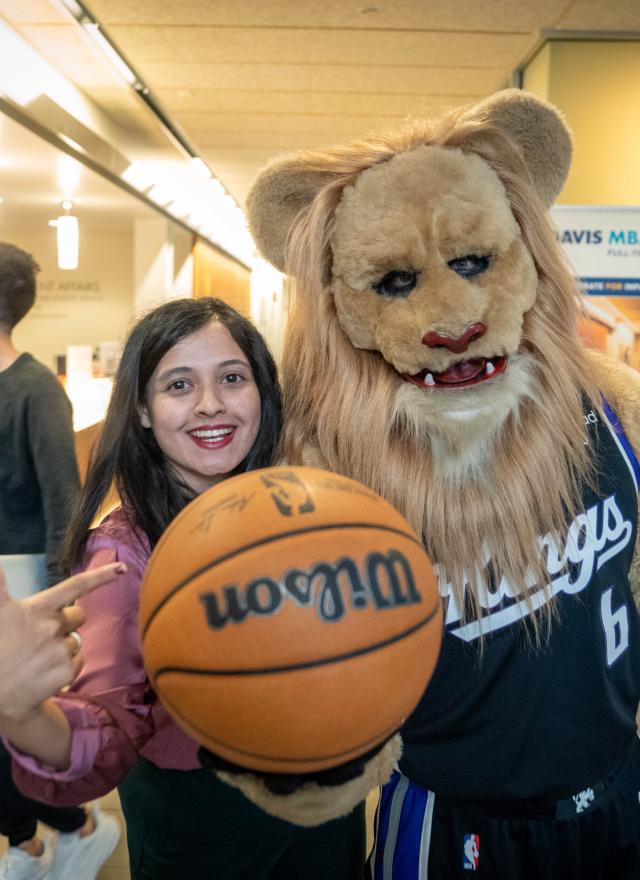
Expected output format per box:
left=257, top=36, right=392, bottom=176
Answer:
left=69, top=630, right=82, bottom=657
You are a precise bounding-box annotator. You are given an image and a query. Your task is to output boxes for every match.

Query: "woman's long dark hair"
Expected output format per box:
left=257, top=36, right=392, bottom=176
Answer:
left=60, top=297, right=282, bottom=573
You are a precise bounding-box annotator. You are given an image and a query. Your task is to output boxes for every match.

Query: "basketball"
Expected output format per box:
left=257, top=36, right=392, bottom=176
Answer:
left=139, top=465, right=442, bottom=774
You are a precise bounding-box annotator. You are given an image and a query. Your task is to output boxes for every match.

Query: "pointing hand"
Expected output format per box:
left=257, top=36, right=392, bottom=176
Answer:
left=0, top=563, right=126, bottom=720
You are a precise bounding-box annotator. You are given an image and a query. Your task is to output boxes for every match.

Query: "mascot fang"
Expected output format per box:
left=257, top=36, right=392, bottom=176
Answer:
left=245, top=90, right=640, bottom=877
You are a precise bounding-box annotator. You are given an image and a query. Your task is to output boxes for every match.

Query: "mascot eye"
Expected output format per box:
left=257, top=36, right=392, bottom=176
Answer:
left=373, top=270, right=417, bottom=297
left=447, top=255, right=490, bottom=278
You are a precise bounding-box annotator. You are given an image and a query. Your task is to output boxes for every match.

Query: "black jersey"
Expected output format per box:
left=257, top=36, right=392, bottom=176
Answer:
left=400, top=401, right=640, bottom=801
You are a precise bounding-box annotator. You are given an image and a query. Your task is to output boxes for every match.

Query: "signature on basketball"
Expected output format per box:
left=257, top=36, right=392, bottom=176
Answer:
left=190, top=493, right=257, bottom=535
left=199, top=549, right=423, bottom=629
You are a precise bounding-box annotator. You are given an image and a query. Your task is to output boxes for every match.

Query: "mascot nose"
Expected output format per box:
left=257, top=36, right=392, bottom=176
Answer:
left=421, top=322, right=487, bottom=354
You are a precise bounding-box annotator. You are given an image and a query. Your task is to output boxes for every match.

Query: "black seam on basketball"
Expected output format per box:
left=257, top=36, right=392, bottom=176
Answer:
left=160, top=687, right=402, bottom=766
left=152, top=599, right=439, bottom=679
left=141, top=521, right=423, bottom=638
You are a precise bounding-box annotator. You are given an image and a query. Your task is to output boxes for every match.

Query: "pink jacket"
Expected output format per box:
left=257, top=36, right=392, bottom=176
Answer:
left=8, top=507, right=201, bottom=806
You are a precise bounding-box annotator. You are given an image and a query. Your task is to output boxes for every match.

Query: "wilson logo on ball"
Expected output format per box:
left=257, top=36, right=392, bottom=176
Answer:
left=140, top=466, right=443, bottom=775
left=199, top=548, right=423, bottom=630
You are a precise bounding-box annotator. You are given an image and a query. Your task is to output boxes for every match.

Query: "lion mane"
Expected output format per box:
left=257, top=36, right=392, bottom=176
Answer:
left=247, top=91, right=611, bottom=631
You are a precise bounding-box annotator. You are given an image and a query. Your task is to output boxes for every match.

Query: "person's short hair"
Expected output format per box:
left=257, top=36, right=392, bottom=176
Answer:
left=0, top=242, right=40, bottom=329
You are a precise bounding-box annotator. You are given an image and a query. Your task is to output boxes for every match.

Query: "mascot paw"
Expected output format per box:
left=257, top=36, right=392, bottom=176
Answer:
left=199, top=733, right=402, bottom=827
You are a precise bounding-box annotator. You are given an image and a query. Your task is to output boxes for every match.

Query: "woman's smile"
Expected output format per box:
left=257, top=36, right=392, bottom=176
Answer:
left=142, top=322, right=262, bottom=494
left=188, top=424, right=236, bottom=449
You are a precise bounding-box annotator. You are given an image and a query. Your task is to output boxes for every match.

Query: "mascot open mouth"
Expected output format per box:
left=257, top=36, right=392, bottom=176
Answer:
left=405, top=356, right=508, bottom=389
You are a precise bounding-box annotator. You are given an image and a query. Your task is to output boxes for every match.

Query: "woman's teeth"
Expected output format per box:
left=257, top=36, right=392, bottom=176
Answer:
left=191, top=428, right=233, bottom=439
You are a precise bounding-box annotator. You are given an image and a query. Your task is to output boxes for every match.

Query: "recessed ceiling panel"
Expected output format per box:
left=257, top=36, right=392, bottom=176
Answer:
left=555, top=0, right=640, bottom=31
left=88, top=0, right=566, bottom=32
left=141, top=62, right=506, bottom=94
left=110, top=26, right=534, bottom=69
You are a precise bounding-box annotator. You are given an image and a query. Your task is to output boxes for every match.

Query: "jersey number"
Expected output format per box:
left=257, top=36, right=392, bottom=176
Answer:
left=600, top=588, right=629, bottom=667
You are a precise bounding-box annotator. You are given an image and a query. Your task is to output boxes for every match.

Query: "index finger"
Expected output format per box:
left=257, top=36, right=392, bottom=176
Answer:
left=33, top=563, right=127, bottom=611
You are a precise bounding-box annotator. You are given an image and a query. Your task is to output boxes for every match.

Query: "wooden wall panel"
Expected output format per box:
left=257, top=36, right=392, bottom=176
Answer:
left=193, top=240, right=251, bottom=315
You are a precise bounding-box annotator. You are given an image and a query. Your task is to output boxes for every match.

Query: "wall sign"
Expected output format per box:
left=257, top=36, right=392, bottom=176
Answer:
left=550, top=205, right=640, bottom=295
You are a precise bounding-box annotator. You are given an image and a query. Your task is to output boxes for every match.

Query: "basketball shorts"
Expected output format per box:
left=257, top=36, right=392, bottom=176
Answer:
left=366, top=737, right=640, bottom=879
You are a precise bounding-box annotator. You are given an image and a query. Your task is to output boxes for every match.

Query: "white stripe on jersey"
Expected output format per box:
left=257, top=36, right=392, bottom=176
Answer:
left=383, top=775, right=409, bottom=877
left=602, top=407, right=639, bottom=494
left=418, top=791, right=436, bottom=879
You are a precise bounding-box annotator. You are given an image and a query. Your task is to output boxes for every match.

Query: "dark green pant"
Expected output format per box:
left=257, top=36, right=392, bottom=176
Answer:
left=119, top=758, right=366, bottom=879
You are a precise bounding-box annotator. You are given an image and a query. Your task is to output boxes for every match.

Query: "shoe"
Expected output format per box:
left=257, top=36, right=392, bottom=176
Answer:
left=0, top=830, right=55, bottom=880
left=48, top=806, right=120, bottom=880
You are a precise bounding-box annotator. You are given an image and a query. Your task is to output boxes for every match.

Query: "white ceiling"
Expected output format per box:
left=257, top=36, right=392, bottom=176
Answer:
left=2, top=0, right=639, bottom=205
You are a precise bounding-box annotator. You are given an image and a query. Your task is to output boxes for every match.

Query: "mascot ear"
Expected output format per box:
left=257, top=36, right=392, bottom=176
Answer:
left=246, top=157, right=337, bottom=271
left=461, top=88, right=572, bottom=207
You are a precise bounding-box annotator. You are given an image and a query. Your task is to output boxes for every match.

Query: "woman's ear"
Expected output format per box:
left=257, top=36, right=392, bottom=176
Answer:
left=139, top=407, right=151, bottom=429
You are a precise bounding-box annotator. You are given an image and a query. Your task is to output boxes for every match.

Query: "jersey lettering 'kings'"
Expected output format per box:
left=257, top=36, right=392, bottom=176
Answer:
left=441, top=494, right=632, bottom=642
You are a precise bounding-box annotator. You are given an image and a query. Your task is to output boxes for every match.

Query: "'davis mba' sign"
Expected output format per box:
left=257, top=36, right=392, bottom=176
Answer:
left=551, top=205, right=640, bottom=295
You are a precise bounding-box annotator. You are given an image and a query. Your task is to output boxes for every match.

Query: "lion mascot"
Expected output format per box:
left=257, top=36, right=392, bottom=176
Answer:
left=239, top=90, right=640, bottom=878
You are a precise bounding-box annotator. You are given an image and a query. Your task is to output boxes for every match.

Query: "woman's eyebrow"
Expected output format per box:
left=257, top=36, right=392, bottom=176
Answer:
left=156, top=359, right=249, bottom=382
left=156, top=366, right=195, bottom=382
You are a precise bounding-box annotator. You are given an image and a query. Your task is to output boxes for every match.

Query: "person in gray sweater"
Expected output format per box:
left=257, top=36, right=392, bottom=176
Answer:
left=0, top=247, right=79, bottom=586
left=0, top=242, right=119, bottom=880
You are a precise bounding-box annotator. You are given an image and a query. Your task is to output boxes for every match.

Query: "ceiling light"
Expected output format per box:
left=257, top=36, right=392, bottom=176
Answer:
left=56, top=214, right=79, bottom=270
left=0, top=22, right=47, bottom=106
left=0, top=20, right=89, bottom=121
left=167, top=200, right=191, bottom=221
left=190, top=157, right=212, bottom=179
left=147, top=181, right=176, bottom=208
left=57, top=154, right=82, bottom=198
left=82, top=22, right=137, bottom=86
left=57, top=0, right=85, bottom=17
left=208, top=178, right=226, bottom=196
left=121, top=161, right=155, bottom=193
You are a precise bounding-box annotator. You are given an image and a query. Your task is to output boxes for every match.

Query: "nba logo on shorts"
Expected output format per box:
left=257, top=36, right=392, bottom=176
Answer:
left=463, top=834, right=480, bottom=871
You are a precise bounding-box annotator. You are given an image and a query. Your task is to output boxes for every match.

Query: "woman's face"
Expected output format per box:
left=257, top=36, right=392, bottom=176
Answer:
left=141, top=321, right=262, bottom=495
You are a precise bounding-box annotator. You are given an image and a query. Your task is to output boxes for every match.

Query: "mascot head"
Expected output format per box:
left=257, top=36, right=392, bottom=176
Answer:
left=247, top=90, right=599, bottom=625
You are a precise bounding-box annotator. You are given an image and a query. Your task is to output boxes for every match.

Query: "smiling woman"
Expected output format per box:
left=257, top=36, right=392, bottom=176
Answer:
left=140, top=322, right=262, bottom=495
left=0, top=297, right=365, bottom=879
left=57, top=296, right=283, bottom=557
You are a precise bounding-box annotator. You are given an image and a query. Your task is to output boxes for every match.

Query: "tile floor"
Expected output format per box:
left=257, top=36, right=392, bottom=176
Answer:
left=0, top=787, right=379, bottom=879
